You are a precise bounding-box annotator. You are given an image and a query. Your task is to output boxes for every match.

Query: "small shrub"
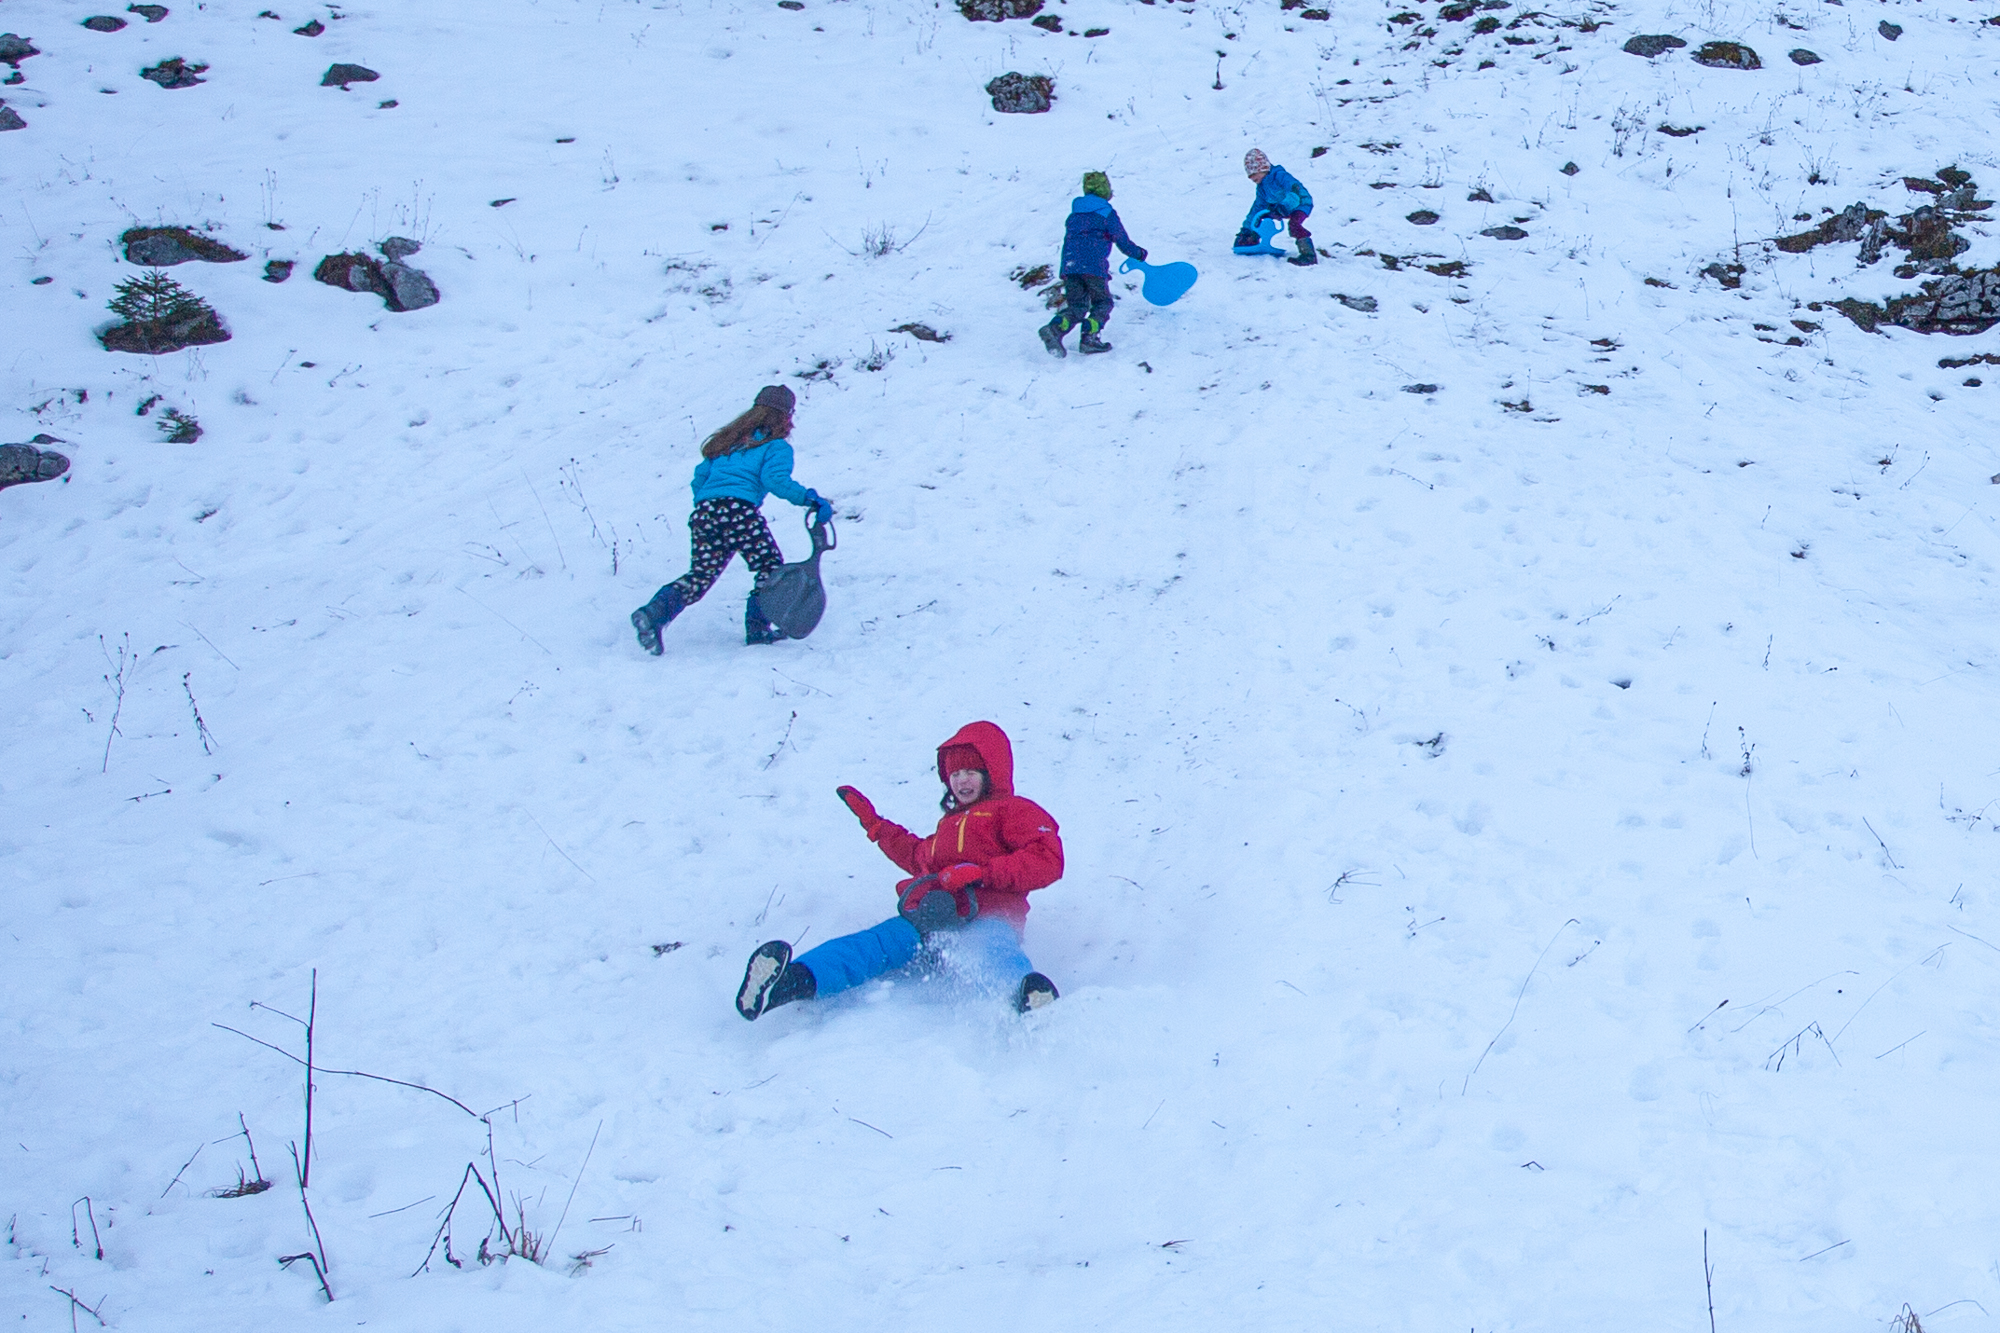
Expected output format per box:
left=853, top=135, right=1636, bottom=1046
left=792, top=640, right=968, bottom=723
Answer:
left=159, top=408, right=202, bottom=443
left=108, top=269, right=207, bottom=324
left=101, top=271, right=230, bottom=354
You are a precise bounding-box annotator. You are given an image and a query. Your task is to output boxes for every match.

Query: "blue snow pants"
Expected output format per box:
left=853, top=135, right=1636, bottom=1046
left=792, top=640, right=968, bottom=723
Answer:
left=794, top=916, right=1034, bottom=998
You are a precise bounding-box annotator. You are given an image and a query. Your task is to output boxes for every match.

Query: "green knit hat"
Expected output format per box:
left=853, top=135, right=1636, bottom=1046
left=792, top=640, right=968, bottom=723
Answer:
left=1082, top=171, right=1112, bottom=200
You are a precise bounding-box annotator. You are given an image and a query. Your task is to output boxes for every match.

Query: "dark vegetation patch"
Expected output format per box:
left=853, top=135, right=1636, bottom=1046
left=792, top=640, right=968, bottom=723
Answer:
left=122, top=226, right=246, bottom=265
left=960, top=0, right=1042, bottom=18
left=141, top=56, right=206, bottom=88
left=985, top=71, right=1052, bottom=112
left=1692, top=41, right=1760, bottom=68
left=1621, top=34, right=1685, bottom=57
left=99, top=270, right=230, bottom=354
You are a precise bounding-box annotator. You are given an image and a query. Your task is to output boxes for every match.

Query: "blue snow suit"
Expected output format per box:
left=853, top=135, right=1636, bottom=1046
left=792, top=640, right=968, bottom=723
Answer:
left=1059, top=196, right=1146, bottom=278
left=690, top=433, right=812, bottom=507
left=1251, top=164, right=1313, bottom=221
left=794, top=916, right=1036, bottom=1001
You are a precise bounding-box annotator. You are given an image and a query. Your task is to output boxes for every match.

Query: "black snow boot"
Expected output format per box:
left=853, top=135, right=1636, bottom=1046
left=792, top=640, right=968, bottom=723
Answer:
left=737, top=942, right=816, bottom=1020
left=1039, top=317, right=1070, bottom=359
left=1079, top=329, right=1112, bottom=355
left=1287, top=236, right=1318, bottom=267
left=630, top=586, right=685, bottom=656
left=744, top=591, right=787, bottom=645
left=1016, top=972, right=1060, bottom=1012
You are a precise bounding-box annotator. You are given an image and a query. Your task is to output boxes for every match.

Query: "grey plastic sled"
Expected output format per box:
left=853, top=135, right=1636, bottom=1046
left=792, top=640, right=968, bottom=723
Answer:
left=756, top=513, right=836, bottom=639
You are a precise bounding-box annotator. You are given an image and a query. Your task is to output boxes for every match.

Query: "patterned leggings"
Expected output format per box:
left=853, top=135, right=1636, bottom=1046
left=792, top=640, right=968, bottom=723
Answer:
left=667, top=498, right=784, bottom=604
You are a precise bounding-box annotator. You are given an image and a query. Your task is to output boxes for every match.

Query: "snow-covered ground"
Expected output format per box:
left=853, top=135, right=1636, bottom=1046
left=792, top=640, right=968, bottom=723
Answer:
left=4, top=0, right=2000, bottom=1327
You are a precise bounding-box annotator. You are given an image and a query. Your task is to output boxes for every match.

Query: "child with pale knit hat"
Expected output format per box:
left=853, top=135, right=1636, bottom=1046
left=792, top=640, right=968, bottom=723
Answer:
left=1238, top=148, right=1317, bottom=266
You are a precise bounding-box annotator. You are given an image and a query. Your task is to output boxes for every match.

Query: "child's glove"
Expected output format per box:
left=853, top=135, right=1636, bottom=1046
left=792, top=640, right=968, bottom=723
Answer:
left=897, top=873, right=978, bottom=926
left=836, top=786, right=883, bottom=839
left=936, top=863, right=985, bottom=893
left=803, top=488, right=834, bottom=526
left=1133, top=247, right=1149, bottom=262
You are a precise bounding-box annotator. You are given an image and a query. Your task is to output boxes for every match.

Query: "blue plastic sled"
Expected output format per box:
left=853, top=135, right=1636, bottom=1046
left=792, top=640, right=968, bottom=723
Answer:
left=1232, top=214, right=1288, bottom=257
left=1118, top=256, right=1199, bottom=306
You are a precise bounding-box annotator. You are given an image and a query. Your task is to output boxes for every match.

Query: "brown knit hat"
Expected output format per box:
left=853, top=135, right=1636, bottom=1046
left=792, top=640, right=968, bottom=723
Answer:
left=754, top=384, right=796, bottom=412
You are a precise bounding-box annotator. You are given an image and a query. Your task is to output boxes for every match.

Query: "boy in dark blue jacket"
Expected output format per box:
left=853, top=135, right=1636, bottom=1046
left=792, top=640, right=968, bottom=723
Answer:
left=1238, top=148, right=1317, bottom=267
left=1039, top=171, right=1148, bottom=358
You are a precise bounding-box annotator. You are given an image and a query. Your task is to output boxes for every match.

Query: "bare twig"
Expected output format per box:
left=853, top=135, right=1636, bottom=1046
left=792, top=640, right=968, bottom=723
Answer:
left=414, top=1164, right=479, bottom=1275
left=286, top=1141, right=333, bottom=1300
left=182, top=673, right=217, bottom=755
left=1862, top=817, right=1902, bottom=869
left=99, top=633, right=133, bottom=773
left=525, top=810, right=595, bottom=883
left=1463, top=919, right=1580, bottom=1093
left=278, top=1248, right=333, bottom=1303
left=761, top=711, right=799, bottom=770
left=161, top=1142, right=204, bottom=1198
left=547, top=1121, right=602, bottom=1258
left=1704, top=1230, right=1717, bottom=1333
left=238, top=1112, right=266, bottom=1183
left=1686, top=999, right=1729, bottom=1033
left=48, top=1287, right=106, bottom=1329
left=303, top=970, right=317, bottom=1188
left=522, top=469, right=566, bottom=572
left=210, top=1023, right=482, bottom=1118
left=69, top=1198, right=102, bottom=1260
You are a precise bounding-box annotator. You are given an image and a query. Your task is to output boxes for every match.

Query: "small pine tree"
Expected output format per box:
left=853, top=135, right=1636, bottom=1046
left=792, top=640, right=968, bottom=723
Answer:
left=107, top=269, right=210, bottom=325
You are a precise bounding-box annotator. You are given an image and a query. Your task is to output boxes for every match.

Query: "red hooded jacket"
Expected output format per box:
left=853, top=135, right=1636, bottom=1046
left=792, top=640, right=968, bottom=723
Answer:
left=867, top=721, right=1063, bottom=930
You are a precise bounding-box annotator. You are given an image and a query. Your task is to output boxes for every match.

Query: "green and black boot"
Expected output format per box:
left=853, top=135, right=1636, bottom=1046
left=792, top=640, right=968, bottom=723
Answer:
left=1039, top=315, right=1071, bottom=358
left=1288, top=236, right=1318, bottom=267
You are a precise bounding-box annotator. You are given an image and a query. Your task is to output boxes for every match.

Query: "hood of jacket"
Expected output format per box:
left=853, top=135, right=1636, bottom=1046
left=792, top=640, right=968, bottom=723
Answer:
left=936, top=720, right=1014, bottom=799
left=1069, top=195, right=1112, bottom=218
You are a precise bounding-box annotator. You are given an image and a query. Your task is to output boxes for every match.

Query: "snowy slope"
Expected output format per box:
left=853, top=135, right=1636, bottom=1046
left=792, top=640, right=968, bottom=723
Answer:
left=4, top=0, right=2000, bottom=1328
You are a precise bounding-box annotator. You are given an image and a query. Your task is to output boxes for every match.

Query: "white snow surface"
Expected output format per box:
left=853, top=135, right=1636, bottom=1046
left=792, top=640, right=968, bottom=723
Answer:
left=4, top=0, right=2000, bottom=1327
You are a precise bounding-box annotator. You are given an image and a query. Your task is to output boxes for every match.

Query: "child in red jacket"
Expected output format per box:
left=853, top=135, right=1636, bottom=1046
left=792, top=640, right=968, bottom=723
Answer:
left=736, top=721, right=1064, bottom=1019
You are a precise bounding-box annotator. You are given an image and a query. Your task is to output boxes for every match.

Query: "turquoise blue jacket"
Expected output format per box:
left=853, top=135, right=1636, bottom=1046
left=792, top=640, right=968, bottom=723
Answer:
left=691, top=434, right=813, bottom=508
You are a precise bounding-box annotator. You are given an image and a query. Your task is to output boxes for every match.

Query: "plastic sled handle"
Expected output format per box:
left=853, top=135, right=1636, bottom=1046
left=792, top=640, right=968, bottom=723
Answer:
left=803, top=511, right=837, bottom=553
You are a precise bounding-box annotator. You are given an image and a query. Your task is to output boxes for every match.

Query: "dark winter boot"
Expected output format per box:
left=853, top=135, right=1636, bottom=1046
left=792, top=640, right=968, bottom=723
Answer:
left=737, top=941, right=816, bottom=1020
left=744, top=591, right=787, bottom=645
left=1288, top=236, right=1319, bottom=267
left=1038, top=317, right=1070, bottom=359
left=1078, top=328, right=1113, bottom=355
left=630, top=586, right=685, bottom=656
left=900, top=882, right=979, bottom=935
left=1016, top=972, right=1060, bottom=1013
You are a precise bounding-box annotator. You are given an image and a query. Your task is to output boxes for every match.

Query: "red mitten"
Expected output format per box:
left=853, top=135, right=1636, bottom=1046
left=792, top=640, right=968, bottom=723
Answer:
left=936, top=863, right=985, bottom=893
left=836, top=786, right=883, bottom=839
left=896, top=874, right=940, bottom=914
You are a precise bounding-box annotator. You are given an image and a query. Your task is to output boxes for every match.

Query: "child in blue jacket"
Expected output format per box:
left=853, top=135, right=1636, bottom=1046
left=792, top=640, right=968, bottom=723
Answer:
left=1238, top=148, right=1317, bottom=267
left=630, top=384, right=834, bottom=651
left=1039, top=171, right=1148, bottom=358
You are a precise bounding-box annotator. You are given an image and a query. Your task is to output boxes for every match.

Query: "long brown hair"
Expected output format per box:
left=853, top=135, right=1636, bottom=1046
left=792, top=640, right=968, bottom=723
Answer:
left=701, top=404, right=793, bottom=459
